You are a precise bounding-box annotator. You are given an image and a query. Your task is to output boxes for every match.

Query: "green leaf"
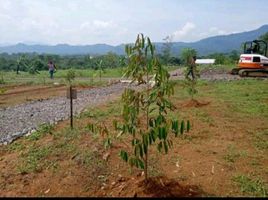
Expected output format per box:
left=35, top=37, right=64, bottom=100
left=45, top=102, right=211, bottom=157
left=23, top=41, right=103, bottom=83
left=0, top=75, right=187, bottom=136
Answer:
left=162, top=127, right=167, bottom=140
left=141, top=34, right=145, bottom=48
left=187, top=120, right=190, bottom=132
left=136, top=158, right=145, bottom=169
left=149, top=118, right=155, bottom=127
left=104, top=138, right=111, bottom=149
left=143, top=142, right=148, bottom=155
left=163, top=140, right=168, bottom=154
left=129, top=157, right=135, bottom=167
left=158, top=127, right=163, bottom=139
left=147, top=38, right=154, bottom=56
left=113, top=120, right=118, bottom=129
left=180, top=120, right=185, bottom=135
left=134, top=145, right=138, bottom=156
left=149, top=107, right=157, bottom=114
left=139, top=144, right=143, bottom=158
left=151, top=129, right=156, bottom=142
left=157, top=141, right=163, bottom=152
left=142, top=134, right=149, bottom=146
left=120, top=150, right=128, bottom=162
left=148, top=133, right=152, bottom=145
left=167, top=139, right=173, bottom=148
left=172, top=120, right=179, bottom=137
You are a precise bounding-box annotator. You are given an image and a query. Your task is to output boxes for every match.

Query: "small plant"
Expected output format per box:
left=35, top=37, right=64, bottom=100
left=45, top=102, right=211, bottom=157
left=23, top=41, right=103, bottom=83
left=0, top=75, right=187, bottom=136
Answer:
left=26, top=124, right=53, bottom=141
left=233, top=175, right=268, bottom=197
left=223, top=145, right=248, bottom=164
left=97, top=60, right=105, bottom=82
left=7, top=142, right=25, bottom=152
left=65, top=69, right=76, bottom=85
left=86, top=122, right=112, bottom=149
left=41, top=73, right=47, bottom=85
left=0, top=88, right=7, bottom=94
left=184, top=78, right=198, bottom=100
left=254, top=130, right=268, bottom=150
left=18, top=145, right=52, bottom=174
left=114, top=33, right=190, bottom=181
left=86, top=34, right=190, bottom=182
left=0, top=72, right=5, bottom=84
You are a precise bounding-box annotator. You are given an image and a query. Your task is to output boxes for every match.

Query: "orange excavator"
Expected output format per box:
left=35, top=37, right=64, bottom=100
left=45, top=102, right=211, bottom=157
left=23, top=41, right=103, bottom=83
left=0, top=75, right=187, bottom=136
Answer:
left=231, top=40, right=268, bottom=77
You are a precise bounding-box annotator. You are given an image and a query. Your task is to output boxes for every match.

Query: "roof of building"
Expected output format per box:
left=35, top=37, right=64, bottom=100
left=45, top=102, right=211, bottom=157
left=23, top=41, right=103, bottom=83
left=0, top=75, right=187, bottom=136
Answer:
left=196, top=59, right=215, bottom=64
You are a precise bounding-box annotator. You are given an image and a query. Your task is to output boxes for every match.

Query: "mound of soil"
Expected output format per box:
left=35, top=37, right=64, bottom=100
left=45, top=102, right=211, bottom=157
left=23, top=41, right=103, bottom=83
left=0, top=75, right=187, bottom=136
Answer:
left=200, top=68, right=229, bottom=75
left=183, top=99, right=210, bottom=108
left=135, top=176, right=205, bottom=197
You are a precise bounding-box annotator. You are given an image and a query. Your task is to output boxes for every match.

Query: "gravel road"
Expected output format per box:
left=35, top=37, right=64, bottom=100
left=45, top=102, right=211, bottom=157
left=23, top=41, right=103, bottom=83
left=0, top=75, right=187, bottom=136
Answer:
left=0, top=82, right=134, bottom=144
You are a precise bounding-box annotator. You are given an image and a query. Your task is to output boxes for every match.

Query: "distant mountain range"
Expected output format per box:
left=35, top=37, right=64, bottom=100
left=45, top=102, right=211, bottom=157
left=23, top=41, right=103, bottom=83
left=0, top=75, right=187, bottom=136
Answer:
left=0, top=25, right=268, bottom=56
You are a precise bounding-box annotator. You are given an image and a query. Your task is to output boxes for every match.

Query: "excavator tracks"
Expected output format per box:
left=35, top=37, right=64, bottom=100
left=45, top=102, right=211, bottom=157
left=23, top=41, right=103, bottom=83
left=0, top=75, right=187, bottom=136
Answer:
left=237, top=69, right=268, bottom=77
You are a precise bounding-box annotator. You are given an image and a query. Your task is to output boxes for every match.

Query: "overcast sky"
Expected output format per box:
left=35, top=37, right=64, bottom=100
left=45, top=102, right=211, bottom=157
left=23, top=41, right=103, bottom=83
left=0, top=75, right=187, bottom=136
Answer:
left=0, top=0, right=267, bottom=45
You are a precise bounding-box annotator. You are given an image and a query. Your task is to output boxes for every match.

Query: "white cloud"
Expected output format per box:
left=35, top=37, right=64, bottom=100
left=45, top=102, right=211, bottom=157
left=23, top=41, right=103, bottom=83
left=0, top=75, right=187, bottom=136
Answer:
left=199, top=27, right=227, bottom=38
left=171, top=22, right=196, bottom=41
left=0, top=0, right=265, bottom=45
left=93, top=20, right=114, bottom=29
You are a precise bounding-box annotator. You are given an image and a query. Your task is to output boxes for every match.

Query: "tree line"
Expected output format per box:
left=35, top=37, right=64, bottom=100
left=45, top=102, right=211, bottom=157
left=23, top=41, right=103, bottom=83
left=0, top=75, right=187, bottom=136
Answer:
left=0, top=32, right=267, bottom=73
left=0, top=50, right=242, bottom=73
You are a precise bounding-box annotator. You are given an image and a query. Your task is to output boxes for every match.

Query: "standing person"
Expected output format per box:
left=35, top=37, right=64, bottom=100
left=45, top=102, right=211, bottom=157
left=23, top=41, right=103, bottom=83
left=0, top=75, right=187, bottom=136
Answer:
left=186, top=56, right=197, bottom=80
left=48, top=61, right=56, bottom=79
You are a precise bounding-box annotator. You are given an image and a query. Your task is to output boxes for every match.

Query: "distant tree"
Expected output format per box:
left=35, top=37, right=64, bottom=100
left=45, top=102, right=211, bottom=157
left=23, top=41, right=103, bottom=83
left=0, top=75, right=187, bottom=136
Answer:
left=259, top=32, right=268, bottom=43
left=181, top=48, right=197, bottom=65
left=84, top=54, right=92, bottom=68
left=162, top=35, right=173, bottom=65
left=229, top=50, right=240, bottom=64
left=0, top=57, right=8, bottom=71
left=259, top=32, right=268, bottom=56
left=103, top=52, right=119, bottom=68
left=169, top=57, right=181, bottom=65
left=207, top=53, right=226, bottom=65
left=27, top=58, right=41, bottom=74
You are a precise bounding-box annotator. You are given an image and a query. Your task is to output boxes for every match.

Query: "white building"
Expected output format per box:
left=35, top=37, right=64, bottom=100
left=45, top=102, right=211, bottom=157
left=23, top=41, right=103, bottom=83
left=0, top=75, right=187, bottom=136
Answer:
left=196, top=59, right=215, bottom=64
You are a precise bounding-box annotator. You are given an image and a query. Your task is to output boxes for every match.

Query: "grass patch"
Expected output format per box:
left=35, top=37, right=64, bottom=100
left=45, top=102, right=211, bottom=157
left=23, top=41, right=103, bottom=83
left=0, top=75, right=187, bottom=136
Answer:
left=53, top=127, right=81, bottom=141
left=0, top=68, right=125, bottom=86
left=254, top=130, right=268, bottom=150
left=79, top=150, right=107, bottom=169
left=208, top=79, right=268, bottom=118
left=80, top=101, right=121, bottom=120
left=194, top=109, right=215, bottom=125
left=18, top=145, right=53, bottom=174
left=148, top=155, right=164, bottom=177
left=232, top=175, right=268, bottom=197
left=223, top=145, right=247, bottom=163
left=7, top=142, right=25, bottom=152
left=26, top=124, right=53, bottom=141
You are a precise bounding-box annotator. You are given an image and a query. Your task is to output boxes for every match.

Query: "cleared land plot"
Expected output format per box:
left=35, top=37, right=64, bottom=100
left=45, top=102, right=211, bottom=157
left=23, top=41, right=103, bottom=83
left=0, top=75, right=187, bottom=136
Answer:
left=0, top=78, right=267, bottom=197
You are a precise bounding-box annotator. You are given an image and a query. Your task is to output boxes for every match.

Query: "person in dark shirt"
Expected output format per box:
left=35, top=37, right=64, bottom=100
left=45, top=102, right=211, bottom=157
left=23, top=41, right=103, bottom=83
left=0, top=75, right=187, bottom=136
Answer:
left=48, top=61, right=56, bottom=79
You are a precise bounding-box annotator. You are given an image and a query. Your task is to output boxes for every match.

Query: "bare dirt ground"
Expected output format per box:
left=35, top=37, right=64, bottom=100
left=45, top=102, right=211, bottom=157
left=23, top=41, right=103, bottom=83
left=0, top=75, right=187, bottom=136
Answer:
left=0, top=96, right=267, bottom=197
left=0, top=84, right=94, bottom=108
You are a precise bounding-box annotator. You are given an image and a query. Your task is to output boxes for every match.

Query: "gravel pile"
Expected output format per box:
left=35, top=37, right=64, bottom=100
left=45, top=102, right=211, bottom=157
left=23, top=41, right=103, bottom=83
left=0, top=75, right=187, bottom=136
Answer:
left=0, top=82, right=133, bottom=145
left=170, top=68, right=242, bottom=81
